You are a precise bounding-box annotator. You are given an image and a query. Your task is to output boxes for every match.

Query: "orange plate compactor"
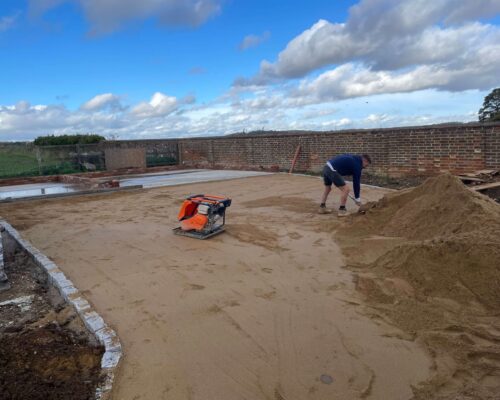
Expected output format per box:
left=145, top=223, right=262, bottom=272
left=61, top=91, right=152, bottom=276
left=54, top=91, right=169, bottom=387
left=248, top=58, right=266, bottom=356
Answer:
left=173, top=194, right=232, bottom=239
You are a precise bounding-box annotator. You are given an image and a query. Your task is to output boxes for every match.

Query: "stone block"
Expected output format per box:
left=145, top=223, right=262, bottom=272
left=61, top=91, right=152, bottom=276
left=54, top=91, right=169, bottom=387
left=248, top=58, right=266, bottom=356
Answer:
left=82, top=310, right=106, bottom=333
left=101, top=349, right=122, bottom=369
left=95, top=326, right=121, bottom=352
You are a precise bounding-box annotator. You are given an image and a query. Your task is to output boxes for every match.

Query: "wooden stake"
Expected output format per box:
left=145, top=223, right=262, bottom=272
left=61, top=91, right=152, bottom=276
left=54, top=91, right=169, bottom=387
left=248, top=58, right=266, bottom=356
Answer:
left=289, top=145, right=301, bottom=174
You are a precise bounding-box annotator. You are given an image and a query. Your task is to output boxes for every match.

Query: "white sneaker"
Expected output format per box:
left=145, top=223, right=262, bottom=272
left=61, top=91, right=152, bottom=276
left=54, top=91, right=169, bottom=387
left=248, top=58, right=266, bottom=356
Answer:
left=318, top=207, right=332, bottom=214
left=337, top=208, right=348, bottom=217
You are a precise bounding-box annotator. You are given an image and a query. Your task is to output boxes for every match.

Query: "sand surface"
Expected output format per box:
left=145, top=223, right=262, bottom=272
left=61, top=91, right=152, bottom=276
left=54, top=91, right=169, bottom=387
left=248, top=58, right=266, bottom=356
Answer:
left=0, top=174, right=431, bottom=400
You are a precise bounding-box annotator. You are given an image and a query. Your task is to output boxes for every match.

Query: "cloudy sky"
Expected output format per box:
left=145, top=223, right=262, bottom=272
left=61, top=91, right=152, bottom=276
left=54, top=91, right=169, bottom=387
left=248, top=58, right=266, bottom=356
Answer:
left=1, top=0, right=499, bottom=141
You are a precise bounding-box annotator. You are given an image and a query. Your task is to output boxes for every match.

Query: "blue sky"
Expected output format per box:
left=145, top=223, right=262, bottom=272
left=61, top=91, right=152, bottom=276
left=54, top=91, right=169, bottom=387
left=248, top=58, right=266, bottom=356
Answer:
left=0, top=0, right=499, bottom=140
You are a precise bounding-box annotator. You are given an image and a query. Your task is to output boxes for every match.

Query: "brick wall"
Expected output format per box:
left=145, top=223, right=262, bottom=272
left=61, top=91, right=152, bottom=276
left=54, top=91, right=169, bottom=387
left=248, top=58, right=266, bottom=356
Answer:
left=173, top=123, right=500, bottom=176
left=2, top=123, right=499, bottom=178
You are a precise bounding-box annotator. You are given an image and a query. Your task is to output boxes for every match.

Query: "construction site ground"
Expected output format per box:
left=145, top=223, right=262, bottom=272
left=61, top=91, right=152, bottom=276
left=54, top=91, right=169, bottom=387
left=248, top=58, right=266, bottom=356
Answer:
left=0, top=243, right=103, bottom=400
left=0, top=173, right=499, bottom=400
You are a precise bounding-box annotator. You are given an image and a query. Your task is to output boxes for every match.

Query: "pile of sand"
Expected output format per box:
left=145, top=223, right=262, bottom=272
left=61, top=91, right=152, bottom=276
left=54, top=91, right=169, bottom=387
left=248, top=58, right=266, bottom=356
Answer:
left=369, top=236, right=500, bottom=309
left=338, top=174, right=500, bottom=399
left=360, top=173, right=500, bottom=240
left=351, top=174, right=500, bottom=308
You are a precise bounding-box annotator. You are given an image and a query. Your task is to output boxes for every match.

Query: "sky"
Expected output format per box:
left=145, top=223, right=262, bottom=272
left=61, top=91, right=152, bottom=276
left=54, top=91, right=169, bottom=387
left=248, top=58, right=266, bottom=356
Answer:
left=0, top=0, right=499, bottom=141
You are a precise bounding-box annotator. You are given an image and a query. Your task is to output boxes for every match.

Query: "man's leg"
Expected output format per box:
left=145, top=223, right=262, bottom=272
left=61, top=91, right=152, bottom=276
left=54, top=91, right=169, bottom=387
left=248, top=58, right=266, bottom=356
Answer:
left=321, top=185, right=331, bottom=205
left=319, top=185, right=332, bottom=214
left=336, top=185, right=350, bottom=217
left=331, top=172, right=349, bottom=217
left=339, top=184, right=350, bottom=207
left=319, top=166, right=334, bottom=214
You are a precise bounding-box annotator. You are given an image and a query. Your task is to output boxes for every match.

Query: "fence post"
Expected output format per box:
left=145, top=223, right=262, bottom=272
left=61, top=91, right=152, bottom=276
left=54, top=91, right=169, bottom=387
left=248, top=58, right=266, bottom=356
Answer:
left=177, top=141, right=182, bottom=165
left=77, top=144, right=82, bottom=170
left=35, top=146, right=42, bottom=176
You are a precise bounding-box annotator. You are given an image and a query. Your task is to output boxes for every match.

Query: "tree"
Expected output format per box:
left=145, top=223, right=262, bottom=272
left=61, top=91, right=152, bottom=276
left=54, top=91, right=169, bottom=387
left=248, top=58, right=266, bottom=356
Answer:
left=34, top=134, right=106, bottom=146
left=478, top=88, right=500, bottom=122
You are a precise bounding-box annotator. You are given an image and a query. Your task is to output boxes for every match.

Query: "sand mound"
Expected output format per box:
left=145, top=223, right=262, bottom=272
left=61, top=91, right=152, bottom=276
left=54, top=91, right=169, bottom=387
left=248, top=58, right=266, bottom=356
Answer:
left=359, top=174, right=500, bottom=240
left=370, top=234, right=500, bottom=308
left=357, top=173, right=500, bottom=309
left=338, top=174, right=500, bottom=399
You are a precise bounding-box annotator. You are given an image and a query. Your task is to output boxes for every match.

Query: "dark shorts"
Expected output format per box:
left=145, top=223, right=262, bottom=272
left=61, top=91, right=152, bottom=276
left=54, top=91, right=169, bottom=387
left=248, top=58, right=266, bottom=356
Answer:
left=322, top=165, right=346, bottom=187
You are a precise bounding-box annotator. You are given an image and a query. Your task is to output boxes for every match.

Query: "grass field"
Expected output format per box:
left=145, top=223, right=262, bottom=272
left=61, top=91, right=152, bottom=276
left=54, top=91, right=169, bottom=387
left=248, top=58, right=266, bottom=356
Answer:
left=0, top=151, right=81, bottom=179
left=0, top=152, right=40, bottom=178
left=0, top=148, right=170, bottom=179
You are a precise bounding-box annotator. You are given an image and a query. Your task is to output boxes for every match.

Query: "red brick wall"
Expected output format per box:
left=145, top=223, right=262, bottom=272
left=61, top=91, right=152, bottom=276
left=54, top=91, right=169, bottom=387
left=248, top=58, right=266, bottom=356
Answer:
left=175, top=123, right=500, bottom=176
left=2, top=124, right=499, bottom=179
left=90, top=123, right=499, bottom=176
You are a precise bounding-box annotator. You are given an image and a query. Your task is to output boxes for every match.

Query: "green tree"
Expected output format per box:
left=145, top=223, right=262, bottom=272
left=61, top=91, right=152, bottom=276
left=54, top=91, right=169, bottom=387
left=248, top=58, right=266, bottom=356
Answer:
left=478, top=88, right=500, bottom=122
left=34, top=134, right=106, bottom=146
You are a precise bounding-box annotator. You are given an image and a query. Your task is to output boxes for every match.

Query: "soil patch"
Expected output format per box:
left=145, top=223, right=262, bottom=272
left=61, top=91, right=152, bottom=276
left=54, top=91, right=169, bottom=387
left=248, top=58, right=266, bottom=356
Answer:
left=0, top=250, right=103, bottom=400
left=338, top=174, right=500, bottom=399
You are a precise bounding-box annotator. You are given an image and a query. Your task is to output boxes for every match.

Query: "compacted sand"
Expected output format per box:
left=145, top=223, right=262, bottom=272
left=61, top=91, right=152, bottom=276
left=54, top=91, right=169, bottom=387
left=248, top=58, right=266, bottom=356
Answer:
left=0, top=174, right=434, bottom=400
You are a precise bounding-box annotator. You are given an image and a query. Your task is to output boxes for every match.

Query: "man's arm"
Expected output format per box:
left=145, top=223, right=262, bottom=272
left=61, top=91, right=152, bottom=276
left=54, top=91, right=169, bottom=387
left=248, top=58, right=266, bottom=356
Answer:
left=353, top=168, right=362, bottom=201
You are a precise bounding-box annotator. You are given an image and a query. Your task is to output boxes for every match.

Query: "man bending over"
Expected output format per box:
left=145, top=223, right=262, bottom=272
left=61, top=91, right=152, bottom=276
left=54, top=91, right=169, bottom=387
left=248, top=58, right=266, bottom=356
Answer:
left=319, top=154, right=371, bottom=217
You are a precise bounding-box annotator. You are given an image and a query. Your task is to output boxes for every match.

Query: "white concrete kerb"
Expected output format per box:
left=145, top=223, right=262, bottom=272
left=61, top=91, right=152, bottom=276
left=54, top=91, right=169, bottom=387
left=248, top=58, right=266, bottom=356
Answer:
left=0, top=220, right=121, bottom=400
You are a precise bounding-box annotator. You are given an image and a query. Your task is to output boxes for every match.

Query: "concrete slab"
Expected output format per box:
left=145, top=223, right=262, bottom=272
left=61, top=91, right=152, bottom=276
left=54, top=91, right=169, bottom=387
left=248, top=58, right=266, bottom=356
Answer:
left=118, top=169, right=272, bottom=188
left=102, top=169, right=202, bottom=180
left=0, top=182, right=77, bottom=200
left=0, top=170, right=271, bottom=201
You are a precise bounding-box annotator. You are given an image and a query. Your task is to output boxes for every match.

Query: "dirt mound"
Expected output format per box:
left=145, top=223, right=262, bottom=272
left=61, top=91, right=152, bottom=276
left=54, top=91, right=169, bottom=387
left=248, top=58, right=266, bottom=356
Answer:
left=358, top=174, right=500, bottom=240
left=338, top=174, right=500, bottom=399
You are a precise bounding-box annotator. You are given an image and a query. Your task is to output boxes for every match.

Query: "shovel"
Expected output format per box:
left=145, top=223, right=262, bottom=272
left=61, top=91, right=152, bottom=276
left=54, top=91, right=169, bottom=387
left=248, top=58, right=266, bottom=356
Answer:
left=348, top=194, right=373, bottom=214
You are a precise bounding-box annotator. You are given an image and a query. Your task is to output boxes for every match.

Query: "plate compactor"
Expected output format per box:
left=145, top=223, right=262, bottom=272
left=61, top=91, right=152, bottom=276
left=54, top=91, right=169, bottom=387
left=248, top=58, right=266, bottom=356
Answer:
left=173, top=194, right=232, bottom=239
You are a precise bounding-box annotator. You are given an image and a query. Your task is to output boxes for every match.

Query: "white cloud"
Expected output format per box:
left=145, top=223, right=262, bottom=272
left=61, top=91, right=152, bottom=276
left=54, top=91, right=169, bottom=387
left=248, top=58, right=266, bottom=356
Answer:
left=294, top=47, right=500, bottom=102
left=238, top=31, right=271, bottom=51
left=29, top=0, right=222, bottom=34
left=239, top=0, right=500, bottom=86
left=0, top=12, right=20, bottom=32
left=0, top=88, right=486, bottom=141
left=131, top=92, right=179, bottom=118
left=0, top=102, right=70, bottom=137
left=80, top=93, right=123, bottom=111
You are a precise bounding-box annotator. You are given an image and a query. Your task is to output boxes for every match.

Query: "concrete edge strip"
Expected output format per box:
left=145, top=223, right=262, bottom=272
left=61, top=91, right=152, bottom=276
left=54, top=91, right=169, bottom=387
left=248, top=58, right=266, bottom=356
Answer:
left=0, top=184, right=143, bottom=204
left=136, top=171, right=275, bottom=189
left=0, top=220, right=121, bottom=400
